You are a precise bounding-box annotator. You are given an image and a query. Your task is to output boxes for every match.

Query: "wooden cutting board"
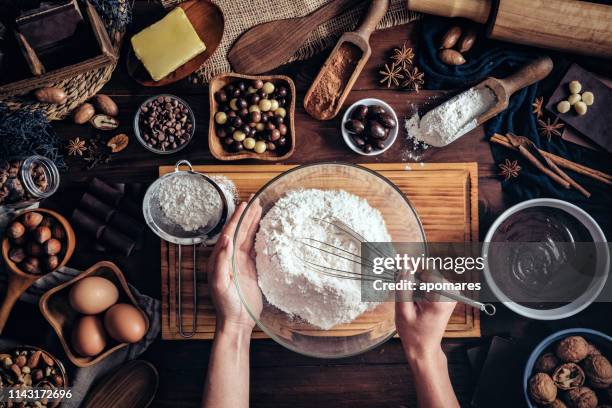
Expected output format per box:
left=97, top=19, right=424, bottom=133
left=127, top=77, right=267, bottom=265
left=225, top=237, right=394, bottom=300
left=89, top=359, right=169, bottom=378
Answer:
left=160, top=163, right=480, bottom=340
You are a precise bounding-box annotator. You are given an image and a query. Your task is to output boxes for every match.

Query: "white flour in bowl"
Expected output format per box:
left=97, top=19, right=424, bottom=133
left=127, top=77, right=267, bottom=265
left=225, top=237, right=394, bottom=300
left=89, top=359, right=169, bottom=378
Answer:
left=255, top=189, right=391, bottom=330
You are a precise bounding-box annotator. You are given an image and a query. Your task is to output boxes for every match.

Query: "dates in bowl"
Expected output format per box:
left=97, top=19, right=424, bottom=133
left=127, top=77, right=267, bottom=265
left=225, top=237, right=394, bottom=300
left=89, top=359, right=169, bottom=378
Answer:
left=341, top=98, right=398, bottom=156
left=208, top=73, right=296, bottom=161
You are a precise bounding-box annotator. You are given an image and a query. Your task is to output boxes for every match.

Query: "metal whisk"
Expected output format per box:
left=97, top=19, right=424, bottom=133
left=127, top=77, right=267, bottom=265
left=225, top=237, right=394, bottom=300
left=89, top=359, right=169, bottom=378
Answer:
left=295, top=217, right=496, bottom=316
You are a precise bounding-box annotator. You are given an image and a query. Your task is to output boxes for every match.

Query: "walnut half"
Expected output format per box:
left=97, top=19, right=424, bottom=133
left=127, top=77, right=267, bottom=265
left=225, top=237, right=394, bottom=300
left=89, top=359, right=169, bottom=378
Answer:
left=553, top=363, right=585, bottom=390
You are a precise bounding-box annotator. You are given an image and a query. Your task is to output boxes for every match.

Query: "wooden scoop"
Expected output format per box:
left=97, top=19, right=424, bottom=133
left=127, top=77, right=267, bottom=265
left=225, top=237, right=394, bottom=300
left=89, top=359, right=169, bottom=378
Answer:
left=304, top=0, right=390, bottom=120
left=229, top=0, right=366, bottom=74
left=475, top=56, right=554, bottom=125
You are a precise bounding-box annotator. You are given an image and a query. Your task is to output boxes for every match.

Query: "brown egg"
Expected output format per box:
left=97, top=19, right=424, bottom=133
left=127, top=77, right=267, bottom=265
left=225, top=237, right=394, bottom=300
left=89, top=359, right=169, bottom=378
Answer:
left=104, top=303, right=147, bottom=343
left=69, top=276, right=119, bottom=315
left=72, top=315, right=106, bottom=357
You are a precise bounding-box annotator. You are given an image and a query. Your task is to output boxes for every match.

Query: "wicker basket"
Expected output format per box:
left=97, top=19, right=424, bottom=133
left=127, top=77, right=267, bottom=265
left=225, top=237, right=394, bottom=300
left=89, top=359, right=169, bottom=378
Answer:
left=0, top=1, right=124, bottom=121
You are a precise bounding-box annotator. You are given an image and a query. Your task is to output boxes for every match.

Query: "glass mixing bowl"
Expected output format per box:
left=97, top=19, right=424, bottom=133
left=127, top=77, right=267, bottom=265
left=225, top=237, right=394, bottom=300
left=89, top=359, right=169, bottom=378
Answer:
left=232, top=163, right=425, bottom=358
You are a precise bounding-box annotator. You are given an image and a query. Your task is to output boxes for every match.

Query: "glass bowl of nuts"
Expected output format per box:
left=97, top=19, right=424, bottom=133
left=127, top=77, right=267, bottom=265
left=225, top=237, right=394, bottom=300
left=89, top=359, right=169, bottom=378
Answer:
left=208, top=73, right=296, bottom=161
left=133, top=94, right=196, bottom=155
left=0, top=345, right=69, bottom=407
left=341, top=98, right=399, bottom=156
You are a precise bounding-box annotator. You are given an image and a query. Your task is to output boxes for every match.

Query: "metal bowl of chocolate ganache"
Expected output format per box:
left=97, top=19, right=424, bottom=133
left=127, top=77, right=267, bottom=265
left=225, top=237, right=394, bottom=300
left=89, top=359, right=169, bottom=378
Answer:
left=483, top=198, right=609, bottom=320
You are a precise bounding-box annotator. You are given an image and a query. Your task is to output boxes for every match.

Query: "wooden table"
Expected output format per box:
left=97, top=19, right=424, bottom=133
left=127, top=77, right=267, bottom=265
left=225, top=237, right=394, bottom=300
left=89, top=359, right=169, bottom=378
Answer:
left=5, top=12, right=611, bottom=408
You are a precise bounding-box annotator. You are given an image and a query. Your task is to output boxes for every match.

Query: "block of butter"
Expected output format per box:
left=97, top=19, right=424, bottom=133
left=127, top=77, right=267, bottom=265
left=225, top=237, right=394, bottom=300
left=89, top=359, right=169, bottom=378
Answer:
left=131, top=7, right=206, bottom=81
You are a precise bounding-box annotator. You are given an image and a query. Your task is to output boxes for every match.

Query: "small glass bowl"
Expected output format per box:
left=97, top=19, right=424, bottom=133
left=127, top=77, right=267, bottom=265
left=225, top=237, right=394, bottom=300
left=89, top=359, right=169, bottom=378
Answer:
left=133, top=94, right=196, bottom=155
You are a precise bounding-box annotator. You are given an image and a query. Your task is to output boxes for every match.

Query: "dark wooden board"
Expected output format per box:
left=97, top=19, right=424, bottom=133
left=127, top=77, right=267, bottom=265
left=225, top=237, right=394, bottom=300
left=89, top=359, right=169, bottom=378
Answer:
left=546, top=64, right=612, bottom=154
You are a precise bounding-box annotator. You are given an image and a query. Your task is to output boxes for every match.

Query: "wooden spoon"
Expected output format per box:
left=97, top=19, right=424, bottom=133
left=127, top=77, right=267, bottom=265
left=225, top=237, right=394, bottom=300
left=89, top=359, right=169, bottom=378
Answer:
left=82, top=360, right=158, bottom=408
left=229, top=0, right=366, bottom=74
left=0, top=208, right=76, bottom=334
left=126, top=0, right=224, bottom=87
left=475, top=56, right=554, bottom=125
left=304, top=0, right=390, bottom=120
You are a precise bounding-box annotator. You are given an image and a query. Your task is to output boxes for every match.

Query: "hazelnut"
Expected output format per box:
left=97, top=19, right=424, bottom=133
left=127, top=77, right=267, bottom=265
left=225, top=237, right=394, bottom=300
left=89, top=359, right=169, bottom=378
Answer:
left=26, top=242, right=43, bottom=257
left=34, top=226, right=52, bottom=244
left=553, top=363, right=585, bottom=390
left=44, top=256, right=59, bottom=271
left=9, top=248, right=26, bottom=263
left=21, top=257, right=41, bottom=274
left=7, top=222, right=25, bottom=239
left=565, top=386, right=598, bottom=408
left=536, top=352, right=560, bottom=374
left=43, top=239, right=62, bottom=256
left=529, top=372, right=557, bottom=405
left=23, top=212, right=43, bottom=230
left=51, top=224, right=65, bottom=240
left=556, top=336, right=590, bottom=363
left=582, top=355, right=612, bottom=389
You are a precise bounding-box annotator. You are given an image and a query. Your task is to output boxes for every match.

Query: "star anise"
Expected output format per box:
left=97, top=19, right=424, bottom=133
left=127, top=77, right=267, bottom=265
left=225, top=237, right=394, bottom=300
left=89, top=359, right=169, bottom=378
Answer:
left=538, top=117, right=564, bottom=139
left=67, top=137, right=87, bottom=156
left=379, top=63, right=403, bottom=88
left=391, top=42, right=415, bottom=69
left=532, top=96, right=544, bottom=118
left=402, top=66, right=425, bottom=92
left=498, top=159, right=521, bottom=181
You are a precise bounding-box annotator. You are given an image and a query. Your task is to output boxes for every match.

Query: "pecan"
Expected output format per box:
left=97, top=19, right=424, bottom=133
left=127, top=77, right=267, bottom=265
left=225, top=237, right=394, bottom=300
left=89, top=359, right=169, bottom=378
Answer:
left=27, top=350, right=41, bottom=368
left=41, top=352, right=54, bottom=367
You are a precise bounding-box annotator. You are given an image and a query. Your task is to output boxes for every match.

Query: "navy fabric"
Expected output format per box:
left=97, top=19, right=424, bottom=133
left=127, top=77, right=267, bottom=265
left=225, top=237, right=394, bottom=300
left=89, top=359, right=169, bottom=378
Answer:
left=417, top=16, right=612, bottom=236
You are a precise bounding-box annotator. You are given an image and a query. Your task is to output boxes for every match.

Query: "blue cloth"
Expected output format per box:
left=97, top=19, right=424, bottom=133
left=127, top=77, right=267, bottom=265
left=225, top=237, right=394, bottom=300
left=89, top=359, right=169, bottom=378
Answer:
left=417, top=17, right=612, bottom=236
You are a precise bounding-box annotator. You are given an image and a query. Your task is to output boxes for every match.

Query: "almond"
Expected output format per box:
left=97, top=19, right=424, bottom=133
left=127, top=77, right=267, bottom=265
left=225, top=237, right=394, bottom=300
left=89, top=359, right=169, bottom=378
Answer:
left=440, top=26, right=462, bottom=49
left=28, top=350, right=42, bottom=368
left=439, top=49, right=466, bottom=66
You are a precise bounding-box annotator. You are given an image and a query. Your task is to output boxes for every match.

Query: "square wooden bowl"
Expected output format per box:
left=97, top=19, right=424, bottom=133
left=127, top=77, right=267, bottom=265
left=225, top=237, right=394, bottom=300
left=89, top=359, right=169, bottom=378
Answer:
left=208, top=73, right=296, bottom=161
left=39, top=261, right=149, bottom=367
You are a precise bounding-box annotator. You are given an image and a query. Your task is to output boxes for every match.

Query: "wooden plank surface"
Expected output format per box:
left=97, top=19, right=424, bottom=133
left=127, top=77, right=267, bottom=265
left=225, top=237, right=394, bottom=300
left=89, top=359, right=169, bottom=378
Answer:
left=159, top=163, right=480, bottom=340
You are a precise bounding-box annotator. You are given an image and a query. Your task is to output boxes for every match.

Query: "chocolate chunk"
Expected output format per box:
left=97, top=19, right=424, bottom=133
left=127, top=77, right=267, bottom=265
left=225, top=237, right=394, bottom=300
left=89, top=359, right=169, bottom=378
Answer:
left=71, top=208, right=105, bottom=239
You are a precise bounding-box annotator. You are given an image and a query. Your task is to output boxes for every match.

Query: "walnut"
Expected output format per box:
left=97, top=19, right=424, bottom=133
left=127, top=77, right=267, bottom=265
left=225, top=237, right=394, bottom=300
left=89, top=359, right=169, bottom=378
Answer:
left=536, top=352, right=561, bottom=374
left=566, top=386, right=598, bottom=408
left=529, top=373, right=557, bottom=405
left=550, top=400, right=568, bottom=408
left=582, top=355, right=612, bottom=389
left=587, top=343, right=602, bottom=357
left=557, top=336, right=590, bottom=363
left=554, top=363, right=586, bottom=390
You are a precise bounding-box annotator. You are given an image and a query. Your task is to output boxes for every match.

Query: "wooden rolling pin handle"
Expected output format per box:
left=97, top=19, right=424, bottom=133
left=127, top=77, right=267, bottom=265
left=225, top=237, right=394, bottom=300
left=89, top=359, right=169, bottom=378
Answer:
left=0, top=274, right=36, bottom=334
left=355, top=0, right=390, bottom=40
left=304, top=0, right=363, bottom=26
left=406, top=0, right=491, bottom=24
left=500, top=56, right=553, bottom=97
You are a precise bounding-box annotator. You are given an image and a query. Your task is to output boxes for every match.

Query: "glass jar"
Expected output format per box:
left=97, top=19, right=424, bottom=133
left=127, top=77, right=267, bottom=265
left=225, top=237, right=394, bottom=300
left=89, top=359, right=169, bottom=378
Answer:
left=0, top=155, right=60, bottom=210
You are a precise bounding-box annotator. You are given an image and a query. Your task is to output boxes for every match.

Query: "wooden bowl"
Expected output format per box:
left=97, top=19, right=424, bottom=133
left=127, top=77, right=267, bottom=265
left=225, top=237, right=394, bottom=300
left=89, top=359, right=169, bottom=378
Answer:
left=1, top=208, right=76, bottom=276
left=0, top=209, right=76, bottom=334
left=208, top=73, right=296, bottom=161
left=126, top=0, right=224, bottom=87
left=39, top=261, right=150, bottom=368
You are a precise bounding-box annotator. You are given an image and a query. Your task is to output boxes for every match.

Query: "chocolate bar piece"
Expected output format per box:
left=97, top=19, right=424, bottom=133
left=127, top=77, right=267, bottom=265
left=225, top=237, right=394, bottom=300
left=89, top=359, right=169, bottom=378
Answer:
left=16, top=1, right=83, bottom=54
left=89, top=177, right=124, bottom=206
left=72, top=208, right=105, bottom=239
left=109, top=211, right=144, bottom=241
left=100, top=227, right=136, bottom=256
left=80, top=192, right=116, bottom=223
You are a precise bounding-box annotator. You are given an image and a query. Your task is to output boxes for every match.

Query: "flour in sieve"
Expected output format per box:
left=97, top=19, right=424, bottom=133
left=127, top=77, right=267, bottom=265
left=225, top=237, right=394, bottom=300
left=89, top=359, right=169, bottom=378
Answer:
left=158, top=173, right=223, bottom=232
left=255, top=189, right=391, bottom=330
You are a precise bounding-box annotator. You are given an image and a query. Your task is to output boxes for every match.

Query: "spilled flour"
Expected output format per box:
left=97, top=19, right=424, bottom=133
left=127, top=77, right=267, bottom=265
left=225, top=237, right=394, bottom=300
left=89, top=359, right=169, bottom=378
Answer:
left=405, top=87, right=496, bottom=147
left=255, top=189, right=391, bottom=330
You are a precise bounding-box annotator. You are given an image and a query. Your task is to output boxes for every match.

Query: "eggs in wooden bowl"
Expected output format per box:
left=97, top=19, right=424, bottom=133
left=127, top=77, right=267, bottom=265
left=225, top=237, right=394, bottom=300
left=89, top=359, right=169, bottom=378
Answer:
left=39, top=261, right=149, bottom=367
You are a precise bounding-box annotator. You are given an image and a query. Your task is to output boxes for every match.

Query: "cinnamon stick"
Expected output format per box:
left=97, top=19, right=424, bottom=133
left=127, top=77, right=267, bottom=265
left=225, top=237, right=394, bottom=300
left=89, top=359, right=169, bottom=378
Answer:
left=491, top=134, right=612, bottom=186
left=543, top=155, right=591, bottom=198
left=517, top=145, right=571, bottom=189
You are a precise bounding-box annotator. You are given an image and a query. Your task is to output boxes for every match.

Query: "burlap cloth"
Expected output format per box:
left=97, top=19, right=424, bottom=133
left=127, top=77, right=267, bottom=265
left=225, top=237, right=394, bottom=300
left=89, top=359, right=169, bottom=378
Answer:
left=161, top=0, right=420, bottom=83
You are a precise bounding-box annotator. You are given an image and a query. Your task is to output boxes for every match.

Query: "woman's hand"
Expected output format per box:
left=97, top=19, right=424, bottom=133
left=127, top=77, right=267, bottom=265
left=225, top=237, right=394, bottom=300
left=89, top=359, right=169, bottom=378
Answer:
left=395, top=297, right=456, bottom=361
left=207, top=200, right=263, bottom=334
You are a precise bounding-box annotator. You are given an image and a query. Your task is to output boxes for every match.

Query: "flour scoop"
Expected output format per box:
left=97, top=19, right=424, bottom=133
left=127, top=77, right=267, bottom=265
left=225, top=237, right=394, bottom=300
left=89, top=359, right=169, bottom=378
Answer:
left=143, top=160, right=231, bottom=337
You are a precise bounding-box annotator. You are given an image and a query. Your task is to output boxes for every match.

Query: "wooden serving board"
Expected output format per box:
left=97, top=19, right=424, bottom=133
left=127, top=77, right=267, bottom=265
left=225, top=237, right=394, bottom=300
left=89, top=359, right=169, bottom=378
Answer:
left=160, top=163, right=480, bottom=340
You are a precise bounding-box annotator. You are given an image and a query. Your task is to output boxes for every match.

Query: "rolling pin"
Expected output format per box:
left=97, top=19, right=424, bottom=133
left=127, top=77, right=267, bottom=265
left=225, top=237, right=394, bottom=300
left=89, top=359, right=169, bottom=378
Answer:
left=406, top=0, right=612, bottom=58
